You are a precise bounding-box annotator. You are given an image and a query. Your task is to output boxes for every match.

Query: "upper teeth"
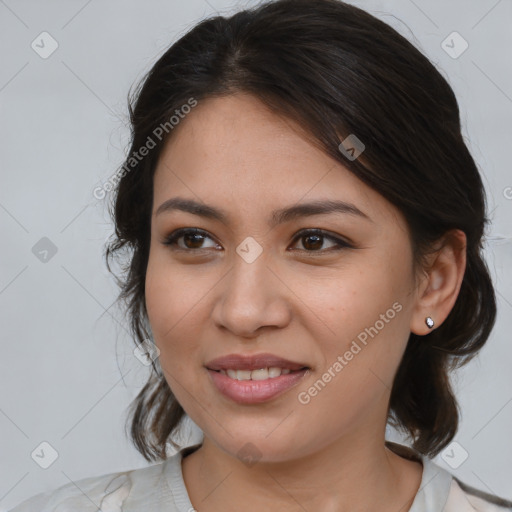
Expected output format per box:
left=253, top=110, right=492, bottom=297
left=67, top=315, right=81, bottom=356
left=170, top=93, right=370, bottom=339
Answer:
left=221, top=367, right=292, bottom=380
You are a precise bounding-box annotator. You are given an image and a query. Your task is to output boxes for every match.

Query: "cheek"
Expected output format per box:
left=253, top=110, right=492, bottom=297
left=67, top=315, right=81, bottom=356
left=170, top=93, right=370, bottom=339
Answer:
left=292, top=257, right=412, bottom=385
left=145, top=258, right=208, bottom=407
left=145, top=243, right=190, bottom=321
left=144, top=252, right=198, bottom=354
left=291, top=263, right=402, bottom=337
left=144, top=248, right=223, bottom=389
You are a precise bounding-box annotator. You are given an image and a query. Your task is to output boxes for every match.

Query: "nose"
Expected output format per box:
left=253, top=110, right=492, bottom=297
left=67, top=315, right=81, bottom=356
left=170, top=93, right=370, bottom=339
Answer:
left=210, top=249, right=292, bottom=338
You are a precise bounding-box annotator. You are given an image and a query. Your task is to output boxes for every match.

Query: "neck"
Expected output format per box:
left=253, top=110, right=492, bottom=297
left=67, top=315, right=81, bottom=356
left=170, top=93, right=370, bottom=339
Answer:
left=181, top=428, right=423, bottom=512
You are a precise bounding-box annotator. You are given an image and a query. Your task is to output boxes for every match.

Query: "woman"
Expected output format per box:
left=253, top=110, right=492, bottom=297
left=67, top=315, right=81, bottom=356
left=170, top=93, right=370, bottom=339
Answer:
left=10, top=0, right=511, bottom=510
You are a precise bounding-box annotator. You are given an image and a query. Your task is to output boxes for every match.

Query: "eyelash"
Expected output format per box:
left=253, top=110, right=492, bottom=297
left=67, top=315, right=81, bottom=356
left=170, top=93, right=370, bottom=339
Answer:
left=162, top=228, right=352, bottom=254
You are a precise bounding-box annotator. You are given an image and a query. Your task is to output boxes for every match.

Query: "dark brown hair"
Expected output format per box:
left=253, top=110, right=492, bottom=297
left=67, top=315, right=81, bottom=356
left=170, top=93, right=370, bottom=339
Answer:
left=105, top=0, right=496, bottom=462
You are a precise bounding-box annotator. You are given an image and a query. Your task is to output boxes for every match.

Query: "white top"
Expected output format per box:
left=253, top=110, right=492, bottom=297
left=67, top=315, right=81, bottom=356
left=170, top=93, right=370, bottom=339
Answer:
left=9, top=442, right=512, bottom=512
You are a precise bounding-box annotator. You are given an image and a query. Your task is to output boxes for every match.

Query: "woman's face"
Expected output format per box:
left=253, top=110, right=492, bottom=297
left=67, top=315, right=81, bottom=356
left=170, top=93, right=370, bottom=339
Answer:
left=145, top=92, right=422, bottom=462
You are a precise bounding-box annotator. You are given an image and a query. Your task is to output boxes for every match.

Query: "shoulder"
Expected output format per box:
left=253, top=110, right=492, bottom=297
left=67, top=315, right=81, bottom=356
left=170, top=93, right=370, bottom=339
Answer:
left=445, top=477, right=512, bottom=512
left=385, top=441, right=512, bottom=512
left=8, top=458, right=175, bottom=512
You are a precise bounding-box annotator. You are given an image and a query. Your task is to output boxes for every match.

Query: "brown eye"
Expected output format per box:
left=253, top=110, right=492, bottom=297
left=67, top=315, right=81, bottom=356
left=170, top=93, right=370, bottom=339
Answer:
left=162, top=227, right=352, bottom=254
left=290, top=229, right=352, bottom=253
left=163, top=228, right=219, bottom=251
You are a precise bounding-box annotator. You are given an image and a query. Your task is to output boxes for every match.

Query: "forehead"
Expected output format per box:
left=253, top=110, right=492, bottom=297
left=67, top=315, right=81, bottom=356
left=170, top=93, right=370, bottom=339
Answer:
left=152, top=93, right=402, bottom=228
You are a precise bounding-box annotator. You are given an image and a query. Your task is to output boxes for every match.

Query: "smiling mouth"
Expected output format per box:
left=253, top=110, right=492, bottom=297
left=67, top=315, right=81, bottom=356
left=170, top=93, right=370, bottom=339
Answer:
left=210, top=367, right=310, bottom=381
left=207, top=366, right=311, bottom=404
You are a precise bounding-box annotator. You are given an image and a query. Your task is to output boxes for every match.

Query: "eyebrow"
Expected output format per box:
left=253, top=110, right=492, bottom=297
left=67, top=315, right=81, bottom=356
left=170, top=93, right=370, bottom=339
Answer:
left=155, top=197, right=372, bottom=226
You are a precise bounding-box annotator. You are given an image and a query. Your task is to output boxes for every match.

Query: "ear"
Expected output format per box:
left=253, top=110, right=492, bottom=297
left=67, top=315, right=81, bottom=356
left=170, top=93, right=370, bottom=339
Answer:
left=410, top=229, right=467, bottom=335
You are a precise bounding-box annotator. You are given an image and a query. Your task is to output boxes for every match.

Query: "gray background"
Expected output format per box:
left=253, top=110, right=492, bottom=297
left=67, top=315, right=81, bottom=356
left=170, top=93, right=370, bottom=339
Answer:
left=1, top=0, right=511, bottom=509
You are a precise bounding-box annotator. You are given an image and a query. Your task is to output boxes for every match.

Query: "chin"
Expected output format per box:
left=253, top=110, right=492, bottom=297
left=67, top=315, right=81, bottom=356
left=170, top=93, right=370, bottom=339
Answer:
left=212, top=433, right=302, bottom=465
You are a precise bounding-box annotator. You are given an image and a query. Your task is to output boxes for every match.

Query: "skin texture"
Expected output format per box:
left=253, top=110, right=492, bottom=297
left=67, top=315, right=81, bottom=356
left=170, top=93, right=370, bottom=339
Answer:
left=145, top=93, right=466, bottom=512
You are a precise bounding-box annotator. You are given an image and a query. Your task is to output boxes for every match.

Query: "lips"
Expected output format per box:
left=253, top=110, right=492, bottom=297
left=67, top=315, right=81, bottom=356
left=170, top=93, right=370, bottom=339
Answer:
left=205, top=352, right=309, bottom=372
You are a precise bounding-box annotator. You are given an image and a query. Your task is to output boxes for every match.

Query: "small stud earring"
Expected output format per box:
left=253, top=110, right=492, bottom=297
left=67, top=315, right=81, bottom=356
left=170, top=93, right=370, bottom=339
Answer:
left=425, top=316, right=435, bottom=329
